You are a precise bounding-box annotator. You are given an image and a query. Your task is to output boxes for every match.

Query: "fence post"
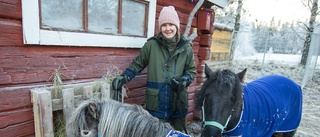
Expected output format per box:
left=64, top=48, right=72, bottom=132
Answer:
left=62, top=88, right=75, bottom=137
left=31, top=81, right=113, bottom=136
left=83, top=85, right=93, bottom=99
left=101, top=82, right=111, bottom=100
left=31, top=88, right=54, bottom=137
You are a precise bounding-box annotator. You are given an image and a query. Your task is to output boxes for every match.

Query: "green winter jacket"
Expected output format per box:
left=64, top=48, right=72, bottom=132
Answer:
left=123, top=33, right=196, bottom=119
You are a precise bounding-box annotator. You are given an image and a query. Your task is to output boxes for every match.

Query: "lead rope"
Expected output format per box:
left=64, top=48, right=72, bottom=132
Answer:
left=176, top=83, right=189, bottom=134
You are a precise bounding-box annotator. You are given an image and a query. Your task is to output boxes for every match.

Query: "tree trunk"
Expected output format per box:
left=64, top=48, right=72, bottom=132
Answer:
left=229, top=0, right=243, bottom=61
left=300, top=0, right=318, bottom=65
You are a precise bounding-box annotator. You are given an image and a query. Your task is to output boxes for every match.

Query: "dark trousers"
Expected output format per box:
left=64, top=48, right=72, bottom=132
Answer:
left=160, top=116, right=186, bottom=132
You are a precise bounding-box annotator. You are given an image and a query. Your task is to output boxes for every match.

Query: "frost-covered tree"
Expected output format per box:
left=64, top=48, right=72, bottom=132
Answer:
left=212, top=0, right=317, bottom=61
left=212, top=0, right=246, bottom=60
left=212, top=0, right=238, bottom=26
left=300, top=0, right=319, bottom=65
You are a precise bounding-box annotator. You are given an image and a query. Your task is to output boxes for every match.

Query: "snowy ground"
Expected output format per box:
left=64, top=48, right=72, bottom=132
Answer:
left=234, top=53, right=320, bottom=68
left=187, top=53, right=320, bottom=137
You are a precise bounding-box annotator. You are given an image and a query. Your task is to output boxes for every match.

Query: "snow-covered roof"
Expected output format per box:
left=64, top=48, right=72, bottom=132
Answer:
left=207, top=0, right=230, bottom=8
left=214, top=22, right=233, bottom=31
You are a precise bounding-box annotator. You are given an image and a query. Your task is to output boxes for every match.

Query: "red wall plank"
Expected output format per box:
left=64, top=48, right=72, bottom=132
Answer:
left=0, top=46, right=140, bottom=85
left=0, top=0, right=21, bottom=19
left=0, top=121, right=34, bottom=137
left=157, top=0, right=196, bottom=14
left=125, top=95, right=145, bottom=106
left=125, top=87, right=146, bottom=99
left=0, top=88, right=32, bottom=112
left=0, top=108, right=33, bottom=129
left=0, top=18, right=23, bottom=46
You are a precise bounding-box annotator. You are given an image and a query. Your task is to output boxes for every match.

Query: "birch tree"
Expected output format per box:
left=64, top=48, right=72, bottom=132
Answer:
left=229, top=0, right=243, bottom=61
left=300, top=0, right=319, bottom=65
left=212, top=0, right=245, bottom=61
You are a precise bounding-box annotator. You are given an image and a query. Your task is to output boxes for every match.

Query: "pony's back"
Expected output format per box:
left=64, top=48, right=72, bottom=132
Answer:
left=225, top=75, right=302, bottom=136
left=246, top=75, right=302, bottom=130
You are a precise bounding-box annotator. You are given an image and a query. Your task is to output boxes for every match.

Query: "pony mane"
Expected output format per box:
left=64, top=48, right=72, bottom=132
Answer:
left=69, top=98, right=173, bottom=137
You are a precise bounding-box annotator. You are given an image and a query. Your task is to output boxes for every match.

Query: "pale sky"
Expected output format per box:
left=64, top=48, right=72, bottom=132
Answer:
left=243, top=0, right=310, bottom=23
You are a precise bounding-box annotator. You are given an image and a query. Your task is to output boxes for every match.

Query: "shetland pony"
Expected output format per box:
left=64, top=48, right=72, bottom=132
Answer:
left=196, top=64, right=302, bottom=137
left=68, top=98, right=189, bottom=137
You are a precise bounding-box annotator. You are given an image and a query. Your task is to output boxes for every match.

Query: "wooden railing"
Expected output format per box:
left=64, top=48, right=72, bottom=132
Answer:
left=210, top=51, right=229, bottom=61
left=30, top=81, right=124, bottom=137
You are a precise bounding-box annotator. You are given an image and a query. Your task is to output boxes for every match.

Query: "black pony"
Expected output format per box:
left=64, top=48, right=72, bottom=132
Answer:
left=196, top=64, right=302, bottom=137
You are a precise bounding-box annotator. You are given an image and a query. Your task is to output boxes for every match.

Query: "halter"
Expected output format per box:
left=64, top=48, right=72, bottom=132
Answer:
left=97, top=103, right=101, bottom=137
left=201, top=98, right=232, bottom=131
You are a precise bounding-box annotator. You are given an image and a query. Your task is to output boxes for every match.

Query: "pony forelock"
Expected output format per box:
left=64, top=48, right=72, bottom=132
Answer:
left=68, top=99, right=99, bottom=136
left=196, top=69, right=238, bottom=107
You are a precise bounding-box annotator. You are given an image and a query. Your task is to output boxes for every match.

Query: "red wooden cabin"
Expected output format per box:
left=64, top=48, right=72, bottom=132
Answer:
left=0, top=0, right=228, bottom=136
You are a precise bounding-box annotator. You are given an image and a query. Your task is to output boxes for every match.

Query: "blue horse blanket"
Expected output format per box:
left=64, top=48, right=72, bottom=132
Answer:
left=166, top=130, right=190, bottom=137
left=223, top=75, right=302, bottom=137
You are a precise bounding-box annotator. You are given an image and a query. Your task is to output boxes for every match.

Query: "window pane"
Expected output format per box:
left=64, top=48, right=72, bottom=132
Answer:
left=41, top=0, right=83, bottom=30
left=88, top=0, right=118, bottom=34
left=122, top=0, right=146, bottom=37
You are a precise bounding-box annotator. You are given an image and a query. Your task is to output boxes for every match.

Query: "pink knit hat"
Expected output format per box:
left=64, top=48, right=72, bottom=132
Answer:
left=158, top=6, right=180, bottom=30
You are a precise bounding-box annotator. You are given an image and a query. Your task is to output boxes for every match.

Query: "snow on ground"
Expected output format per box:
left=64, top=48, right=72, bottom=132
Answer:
left=235, top=53, right=320, bottom=65
left=187, top=53, right=320, bottom=137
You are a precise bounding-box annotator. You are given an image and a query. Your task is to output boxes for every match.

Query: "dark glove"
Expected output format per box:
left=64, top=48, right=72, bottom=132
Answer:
left=112, top=75, right=128, bottom=91
left=171, top=77, right=189, bottom=92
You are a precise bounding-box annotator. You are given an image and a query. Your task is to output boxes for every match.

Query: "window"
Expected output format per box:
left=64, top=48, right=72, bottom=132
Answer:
left=22, top=0, right=156, bottom=48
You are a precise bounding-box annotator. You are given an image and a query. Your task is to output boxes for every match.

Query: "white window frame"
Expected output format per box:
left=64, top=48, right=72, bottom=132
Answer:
left=22, top=0, right=156, bottom=48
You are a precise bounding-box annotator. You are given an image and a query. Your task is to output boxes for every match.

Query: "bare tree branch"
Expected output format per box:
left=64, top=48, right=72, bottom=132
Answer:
left=291, top=27, right=307, bottom=41
left=183, top=0, right=204, bottom=38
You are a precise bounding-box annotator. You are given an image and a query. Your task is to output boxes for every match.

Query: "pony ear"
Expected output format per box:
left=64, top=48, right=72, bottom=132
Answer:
left=204, top=63, right=212, bottom=78
left=236, top=68, right=247, bottom=84
left=87, top=102, right=99, bottom=119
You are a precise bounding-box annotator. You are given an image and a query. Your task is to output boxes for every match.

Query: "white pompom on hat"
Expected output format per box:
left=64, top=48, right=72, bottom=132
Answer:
left=158, top=6, right=180, bottom=30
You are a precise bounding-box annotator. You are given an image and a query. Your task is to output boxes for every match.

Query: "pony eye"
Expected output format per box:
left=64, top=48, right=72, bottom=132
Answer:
left=230, top=96, right=236, bottom=102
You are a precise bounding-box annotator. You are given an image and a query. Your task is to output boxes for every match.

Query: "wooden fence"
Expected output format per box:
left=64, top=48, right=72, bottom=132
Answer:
left=210, top=51, right=229, bottom=61
left=30, top=81, right=124, bottom=137
left=206, top=60, right=230, bottom=70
